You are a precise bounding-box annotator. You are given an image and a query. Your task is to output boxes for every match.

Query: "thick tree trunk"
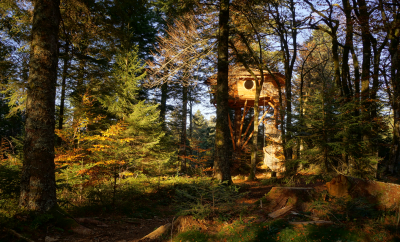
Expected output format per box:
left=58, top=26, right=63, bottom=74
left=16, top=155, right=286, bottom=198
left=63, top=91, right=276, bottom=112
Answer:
left=214, top=0, right=232, bottom=184
left=20, top=0, right=60, bottom=212
left=388, top=28, right=400, bottom=173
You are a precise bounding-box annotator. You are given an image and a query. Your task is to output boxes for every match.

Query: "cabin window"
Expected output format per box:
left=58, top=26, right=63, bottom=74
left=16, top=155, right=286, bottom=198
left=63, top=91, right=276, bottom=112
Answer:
left=244, top=80, right=254, bottom=90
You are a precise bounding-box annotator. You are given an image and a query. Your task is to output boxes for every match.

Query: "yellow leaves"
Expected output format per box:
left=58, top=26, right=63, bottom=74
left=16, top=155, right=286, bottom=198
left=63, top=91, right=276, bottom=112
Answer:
left=82, top=93, right=95, bottom=106
left=102, top=121, right=127, bottom=137
left=94, top=160, right=126, bottom=166
left=55, top=148, right=84, bottom=163
left=87, top=144, right=111, bottom=152
left=55, top=113, right=137, bottom=185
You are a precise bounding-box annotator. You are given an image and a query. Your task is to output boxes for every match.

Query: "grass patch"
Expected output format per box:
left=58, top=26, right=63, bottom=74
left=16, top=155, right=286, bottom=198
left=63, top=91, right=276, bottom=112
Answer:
left=172, top=219, right=389, bottom=242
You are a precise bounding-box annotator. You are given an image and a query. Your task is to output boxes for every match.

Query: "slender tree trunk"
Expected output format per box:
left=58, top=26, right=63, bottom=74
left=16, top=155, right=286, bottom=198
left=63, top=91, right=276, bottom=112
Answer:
left=189, top=92, right=193, bottom=140
left=59, top=41, right=70, bottom=130
left=189, top=89, right=193, bottom=158
left=331, top=35, right=342, bottom=96
left=20, top=0, right=60, bottom=212
left=180, top=86, right=188, bottom=172
left=357, top=0, right=372, bottom=150
left=351, top=48, right=361, bottom=119
left=341, top=0, right=353, bottom=170
left=234, top=107, right=241, bottom=158
left=214, top=0, right=232, bottom=184
left=341, top=0, right=353, bottom=98
left=282, top=0, right=297, bottom=161
left=159, top=82, right=168, bottom=128
left=249, top=86, right=262, bottom=180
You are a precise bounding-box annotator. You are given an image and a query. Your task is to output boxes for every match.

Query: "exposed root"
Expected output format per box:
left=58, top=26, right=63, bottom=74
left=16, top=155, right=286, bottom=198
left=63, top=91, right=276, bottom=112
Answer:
left=140, top=216, right=183, bottom=241
left=4, top=228, right=35, bottom=242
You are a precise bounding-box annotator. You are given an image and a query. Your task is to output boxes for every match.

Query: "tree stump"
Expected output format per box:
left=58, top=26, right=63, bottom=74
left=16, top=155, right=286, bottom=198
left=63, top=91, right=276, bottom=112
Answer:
left=264, top=187, right=316, bottom=212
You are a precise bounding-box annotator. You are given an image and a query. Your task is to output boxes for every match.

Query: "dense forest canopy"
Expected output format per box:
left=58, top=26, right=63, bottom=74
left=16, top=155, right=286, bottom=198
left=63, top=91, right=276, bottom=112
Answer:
left=0, top=0, right=400, bottom=216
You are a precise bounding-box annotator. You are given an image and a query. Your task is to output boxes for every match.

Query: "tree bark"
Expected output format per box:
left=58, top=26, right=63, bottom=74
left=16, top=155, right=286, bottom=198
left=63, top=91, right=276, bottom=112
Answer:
left=234, top=107, right=241, bottom=157
left=20, top=0, right=60, bottom=212
left=214, top=0, right=232, bottom=184
left=354, top=0, right=371, bottom=149
left=341, top=0, right=352, bottom=98
left=388, top=15, right=400, bottom=173
left=160, top=82, right=168, bottom=128
left=249, top=86, right=261, bottom=180
left=180, top=85, right=188, bottom=172
left=58, top=41, right=70, bottom=130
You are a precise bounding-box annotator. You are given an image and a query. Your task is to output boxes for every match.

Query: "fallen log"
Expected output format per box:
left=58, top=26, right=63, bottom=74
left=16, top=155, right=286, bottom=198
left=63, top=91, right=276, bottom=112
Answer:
left=4, top=228, right=35, bottom=242
left=140, top=216, right=183, bottom=241
left=140, top=223, right=172, bottom=240
left=268, top=205, right=294, bottom=218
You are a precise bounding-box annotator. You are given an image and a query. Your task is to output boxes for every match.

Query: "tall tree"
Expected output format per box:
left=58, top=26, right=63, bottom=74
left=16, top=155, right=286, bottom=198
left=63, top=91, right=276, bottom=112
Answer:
left=214, top=0, right=232, bottom=184
left=386, top=2, right=400, bottom=173
left=19, top=0, right=61, bottom=212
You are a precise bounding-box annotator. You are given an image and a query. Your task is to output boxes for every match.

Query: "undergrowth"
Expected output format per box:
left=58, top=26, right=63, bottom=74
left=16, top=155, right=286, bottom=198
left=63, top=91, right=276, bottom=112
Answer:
left=2, top=162, right=400, bottom=242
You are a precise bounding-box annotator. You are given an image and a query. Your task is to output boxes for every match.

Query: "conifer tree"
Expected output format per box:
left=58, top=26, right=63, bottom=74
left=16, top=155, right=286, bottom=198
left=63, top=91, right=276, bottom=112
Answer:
left=98, top=47, right=165, bottom=172
left=19, top=0, right=60, bottom=212
left=214, top=0, right=232, bottom=184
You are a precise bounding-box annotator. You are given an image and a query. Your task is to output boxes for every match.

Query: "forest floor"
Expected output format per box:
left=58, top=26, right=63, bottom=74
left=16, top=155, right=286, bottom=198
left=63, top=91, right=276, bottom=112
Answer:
left=2, top=173, right=400, bottom=242
left=40, top=174, right=280, bottom=242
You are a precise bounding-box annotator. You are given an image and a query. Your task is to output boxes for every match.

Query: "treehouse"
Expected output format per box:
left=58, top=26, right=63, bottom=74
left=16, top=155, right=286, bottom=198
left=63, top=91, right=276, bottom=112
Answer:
left=206, top=66, right=286, bottom=173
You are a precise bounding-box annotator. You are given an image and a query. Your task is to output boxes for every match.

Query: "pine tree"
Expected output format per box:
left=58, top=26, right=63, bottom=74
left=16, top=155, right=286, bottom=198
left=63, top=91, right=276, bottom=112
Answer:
left=19, top=0, right=60, bottom=212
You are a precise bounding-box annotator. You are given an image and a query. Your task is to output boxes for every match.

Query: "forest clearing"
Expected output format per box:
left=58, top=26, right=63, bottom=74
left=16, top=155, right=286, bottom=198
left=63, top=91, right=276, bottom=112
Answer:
left=3, top=171, right=400, bottom=241
left=2, top=0, right=400, bottom=241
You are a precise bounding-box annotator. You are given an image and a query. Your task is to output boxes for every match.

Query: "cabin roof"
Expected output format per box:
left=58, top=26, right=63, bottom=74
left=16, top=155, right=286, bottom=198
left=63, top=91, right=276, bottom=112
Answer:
left=205, top=66, right=285, bottom=108
left=205, top=66, right=285, bottom=87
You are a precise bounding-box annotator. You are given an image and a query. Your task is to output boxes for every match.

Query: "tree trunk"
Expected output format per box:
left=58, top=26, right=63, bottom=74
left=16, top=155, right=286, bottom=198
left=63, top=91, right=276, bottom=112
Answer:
left=388, top=22, right=400, bottom=173
left=357, top=0, right=372, bottom=151
left=189, top=89, right=193, bottom=158
left=341, top=0, right=352, bottom=97
left=282, top=0, right=297, bottom=161
left=234, top=107, right=242, bottom=158
left=180, top=86, right=188, bottom=172
left=249, top=86, right=262, bottom=180
left=214, top=0, right=232, bottom=184
left=58, top=41, right=70, bottom=130
left=20, top=0, right=60, bottom=212
left=159, top=82, right=168, bottom=128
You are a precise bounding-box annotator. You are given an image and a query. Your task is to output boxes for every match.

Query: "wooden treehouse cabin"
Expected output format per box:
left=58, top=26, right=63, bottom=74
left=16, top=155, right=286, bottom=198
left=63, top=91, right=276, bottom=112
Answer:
left=206, top=66, right=286, bottom=173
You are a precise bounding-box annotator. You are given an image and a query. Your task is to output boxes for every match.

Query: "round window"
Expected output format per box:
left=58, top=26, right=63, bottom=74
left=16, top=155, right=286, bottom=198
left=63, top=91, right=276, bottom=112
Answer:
left=244, top=80, right=254, bottom=90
